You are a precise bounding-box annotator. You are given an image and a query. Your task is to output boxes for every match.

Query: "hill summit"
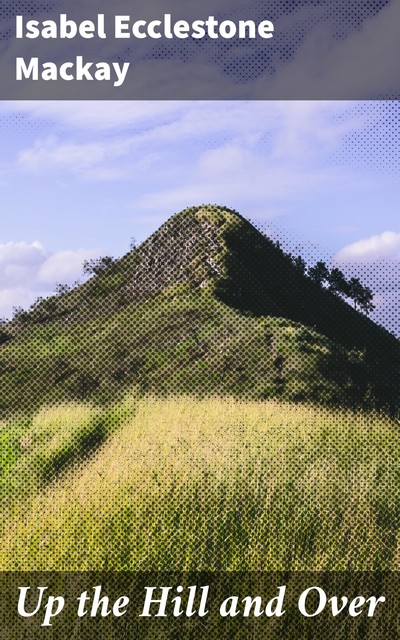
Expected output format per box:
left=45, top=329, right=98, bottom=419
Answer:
left=1, top=205, right=399, bottom=416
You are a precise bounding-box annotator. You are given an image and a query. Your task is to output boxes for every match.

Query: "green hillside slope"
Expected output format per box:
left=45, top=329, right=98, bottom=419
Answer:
left=0, top=205, right=399, bottom=417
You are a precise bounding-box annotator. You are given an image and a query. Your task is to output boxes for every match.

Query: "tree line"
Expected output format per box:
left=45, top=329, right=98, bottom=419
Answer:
left=280, top=248, right=374, bottom=315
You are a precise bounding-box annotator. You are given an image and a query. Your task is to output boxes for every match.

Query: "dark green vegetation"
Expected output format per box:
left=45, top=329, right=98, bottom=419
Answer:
left=0, top=205, right=399, bottom=418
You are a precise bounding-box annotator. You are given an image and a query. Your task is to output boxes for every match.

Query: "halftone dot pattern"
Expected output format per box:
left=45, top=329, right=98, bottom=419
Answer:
left=325, top=101, right=400, bottom=338
left=331, top=102, right=400, bottom=176
left=0, top=205, right=399, bottom=607
left=0, top=0, right=54, bottom=39
left=251, top=216, right=400, bottom=340
left=343, top=259, right=400, bottom=338
left=0, top=112, right=54, bottom=137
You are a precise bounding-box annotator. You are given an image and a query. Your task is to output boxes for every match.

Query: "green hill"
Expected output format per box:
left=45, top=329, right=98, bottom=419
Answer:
left=1, top=206, right=400, bottom=584
left=0, top=204, right=399, bottom=417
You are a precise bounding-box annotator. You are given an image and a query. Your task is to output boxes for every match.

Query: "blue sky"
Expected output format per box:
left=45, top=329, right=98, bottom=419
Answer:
left=0, top=100, right=399, bottom=333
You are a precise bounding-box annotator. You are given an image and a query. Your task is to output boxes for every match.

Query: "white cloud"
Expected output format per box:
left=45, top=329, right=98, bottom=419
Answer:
left=0, top=101, right=186, bottom=132
left=136, top=142, right=358, bottom=212
left=38, top=249, right=98, bottom=285
left=0, top=288, right=38, bottom=319
left=6, top=100, right=352, bottom=144
left=336, top=231, right=400, bottom=262
left=0, top=241, right=47, bottom=287
left=0, top=241, right=102, bottom=318
left=2, top=102, right=394, bottom=211
left=0, top=240, right=46, bottom=262
left=9, top=101, right=366, bottom=214
left=17, top=136, right=135, bottom=179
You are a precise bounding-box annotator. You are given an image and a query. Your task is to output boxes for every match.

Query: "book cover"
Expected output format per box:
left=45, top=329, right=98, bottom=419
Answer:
left=0, top=1, right=399, bottom=637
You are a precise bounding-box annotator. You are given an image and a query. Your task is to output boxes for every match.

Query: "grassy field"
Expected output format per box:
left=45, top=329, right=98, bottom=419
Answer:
left=1, top=395, right=400, bottom=571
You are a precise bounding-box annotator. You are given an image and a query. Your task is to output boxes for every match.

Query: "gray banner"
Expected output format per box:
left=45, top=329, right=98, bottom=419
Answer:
left=0, top=0, right=399, bottom=99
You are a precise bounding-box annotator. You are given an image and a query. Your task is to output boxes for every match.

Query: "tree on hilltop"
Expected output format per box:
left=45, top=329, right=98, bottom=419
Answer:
left=304, top=260, right=375, bottom=316
left=348, top=277, right=375, bottom=315
left=308, top=261, right=330, bottom=285
left=292, top=255, right=307, bottom=275
left=328, top=267, right=350, bottom=297
left=83, top=256, right=116, bottom=277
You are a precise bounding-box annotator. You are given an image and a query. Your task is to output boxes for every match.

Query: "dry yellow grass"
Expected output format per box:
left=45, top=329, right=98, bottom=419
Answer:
left=1, top=396, right=399, bottom=571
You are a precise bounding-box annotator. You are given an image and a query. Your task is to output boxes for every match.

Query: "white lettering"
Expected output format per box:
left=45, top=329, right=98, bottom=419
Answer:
left=16, top=57, right=38, bottom=80
left=112, top=62, right=130, bottom=87
left=238, top=20, right=256, bottom=38
left=148, top=20, right=162, bottom=38
left=25, top=19, right=40, bottom=39
left=42, top=62, right=58, bottom=81
left=258, top=20, right=274, bottom=38
left=15, top=16, right=23, bottom=38
left=59, top=62, right=75, bottom=81
left=58, top=14, right=77, bottom=38
left=131, top=20, right=147, bottom=39
left=173, top=20, right=189, bottom=38
left=140, top=587, right=171, bottom=617
left=366, top=596, right=386, bottom=617
left=115, top=15, right=130, bottom=38
left=191, top=20, right=206, bottom=39
left=298, top=587, right=326, bottom=617
left=219, top=20, right=237, bottom=38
